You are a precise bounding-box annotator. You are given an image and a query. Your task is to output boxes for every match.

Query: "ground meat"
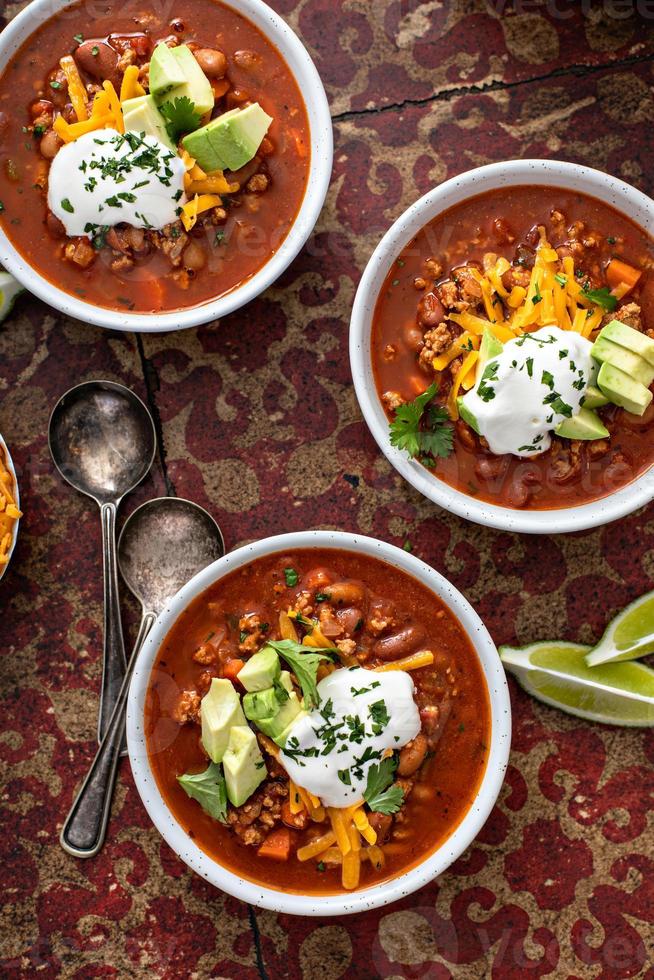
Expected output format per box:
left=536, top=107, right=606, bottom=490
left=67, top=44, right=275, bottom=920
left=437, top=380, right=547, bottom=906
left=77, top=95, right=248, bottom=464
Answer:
left=63, top=237, right=96, bottom=269
left=453, top=267, right=483, bottom=304
left=588, top=439, right=611, bottom=460
left=336, top=638, right=356, bottom=657
left=437, top=280, right=459, bottom=309
left=246, top=172, right=269, bottom=193
left=227, top=778, right=287, bottom=846
left=173, top=690, right=201, bottom=724
left=193, top=644, right=216, bottom=664
left=381, top=390, right=405, bottom=411
left=419, top=323, right=453, bottom=374
left=549, top=439, right=582, bottom=484
left=238, top=613, right=267, bottom=653
left=149, top=223, right=188, bottom=266
left=110, top=254, right=134, bottom=273
left=602, top=302, right=642, bottom=332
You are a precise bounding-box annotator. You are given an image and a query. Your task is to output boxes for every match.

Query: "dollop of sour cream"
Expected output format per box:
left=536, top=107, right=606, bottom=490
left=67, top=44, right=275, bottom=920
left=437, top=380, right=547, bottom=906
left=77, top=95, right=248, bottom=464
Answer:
left=279, top=666, right=421, bottom=808
left=461, top=325, right=594, bottom=457
left=47, top=129, right=186, bottom=238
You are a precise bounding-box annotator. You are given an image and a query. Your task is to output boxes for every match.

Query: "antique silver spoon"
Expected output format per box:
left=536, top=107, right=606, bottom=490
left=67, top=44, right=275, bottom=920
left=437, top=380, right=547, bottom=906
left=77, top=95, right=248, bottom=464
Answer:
left=60, top=496, right=225, bottom=858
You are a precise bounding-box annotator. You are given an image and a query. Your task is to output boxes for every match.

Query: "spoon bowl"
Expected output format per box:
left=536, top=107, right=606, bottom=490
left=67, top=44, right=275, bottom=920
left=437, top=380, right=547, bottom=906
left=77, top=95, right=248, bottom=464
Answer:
left=49, top=381, right=156, bottom=503
left=118, top=497, right=226, bottom=617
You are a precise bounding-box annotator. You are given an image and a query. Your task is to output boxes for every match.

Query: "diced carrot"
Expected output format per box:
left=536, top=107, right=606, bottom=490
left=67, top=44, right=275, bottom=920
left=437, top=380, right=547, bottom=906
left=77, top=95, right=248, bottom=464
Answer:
left=606, top=258, right=642, bottom=293
left=257, top=826, right=292, bottom=861
left=223, top=659, right=245, bottom=682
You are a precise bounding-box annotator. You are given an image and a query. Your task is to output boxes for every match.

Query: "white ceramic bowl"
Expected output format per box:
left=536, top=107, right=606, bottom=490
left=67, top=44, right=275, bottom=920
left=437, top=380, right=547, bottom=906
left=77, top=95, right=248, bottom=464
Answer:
left=127, top=529, right=511, bottom=915
left=0, top=0, right=333, bottom=332
left=0, top=434, right=20, bottom=581
left=350, top=160, right=654, bottom=534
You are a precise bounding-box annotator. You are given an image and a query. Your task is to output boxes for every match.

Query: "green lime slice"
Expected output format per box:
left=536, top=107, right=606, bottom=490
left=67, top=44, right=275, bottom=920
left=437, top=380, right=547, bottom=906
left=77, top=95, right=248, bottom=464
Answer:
left=0, top=271, right=24, bottom=322
left=500, top=641, right=654, bottom=726
left=585, top=590, right=654, bottom=667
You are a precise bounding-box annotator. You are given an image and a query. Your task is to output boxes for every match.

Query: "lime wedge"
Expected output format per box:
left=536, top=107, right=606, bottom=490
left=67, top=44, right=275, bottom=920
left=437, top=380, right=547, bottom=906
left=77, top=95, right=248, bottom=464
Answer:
left=585, top=590, right=654, bottom=667
left=500, top=641, right=654, bottom=726
left=0, top=270, right=25, bottom=322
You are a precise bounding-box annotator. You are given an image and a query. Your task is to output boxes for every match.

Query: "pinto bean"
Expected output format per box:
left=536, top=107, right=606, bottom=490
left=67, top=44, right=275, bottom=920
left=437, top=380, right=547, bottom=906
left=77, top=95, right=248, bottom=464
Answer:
left=398, top=734, right=428, bottom=776
left=193, top=47, right=227, bottom=78
left=418, top=290, right=445, bottom=328
left=234, top=49, right=262, bottom=70
left=373, top=625, right=425, bottom=661
left=182, top=240, right=206, bottom=271
left=40, top=130, right=62, bottom=159
left=404, top=322, right=424, bottom=352
left=327, top=581, right=366, bottom=606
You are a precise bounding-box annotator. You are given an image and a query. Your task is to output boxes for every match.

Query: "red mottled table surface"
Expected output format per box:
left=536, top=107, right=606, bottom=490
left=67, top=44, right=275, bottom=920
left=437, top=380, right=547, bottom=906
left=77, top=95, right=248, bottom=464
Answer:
left=1, top=1, right=654, bottom=977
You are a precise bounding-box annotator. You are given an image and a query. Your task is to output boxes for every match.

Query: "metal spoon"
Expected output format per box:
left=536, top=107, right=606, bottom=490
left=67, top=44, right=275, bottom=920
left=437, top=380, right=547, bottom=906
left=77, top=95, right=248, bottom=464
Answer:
left=49, top=381, right=156, bottom=745
left=60, top=496, right=225, bottom=859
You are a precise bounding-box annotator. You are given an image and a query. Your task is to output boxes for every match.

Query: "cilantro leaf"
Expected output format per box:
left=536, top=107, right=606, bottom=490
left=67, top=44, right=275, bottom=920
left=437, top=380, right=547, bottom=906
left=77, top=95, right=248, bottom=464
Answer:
left=177, top=761, right=228, bottom=823
left=363, top=757, right=404, bottom=814
left=388, top=382, right=453, bottom=462
left=266, top=639, right=334, bottom=709
left=159, top=96, right=203, bottom=142
left=582, top=285, right=618, bottom=312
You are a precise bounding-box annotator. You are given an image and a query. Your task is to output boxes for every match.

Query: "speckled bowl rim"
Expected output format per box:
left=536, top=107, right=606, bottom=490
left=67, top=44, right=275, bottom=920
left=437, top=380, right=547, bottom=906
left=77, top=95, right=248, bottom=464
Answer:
left=350, top=159, right=654, bottom=534
left=0, top=0, right=333, bottom=333
left=127, top=529, right=511, bottom=916
left=0, top=434, right=20, bottom=581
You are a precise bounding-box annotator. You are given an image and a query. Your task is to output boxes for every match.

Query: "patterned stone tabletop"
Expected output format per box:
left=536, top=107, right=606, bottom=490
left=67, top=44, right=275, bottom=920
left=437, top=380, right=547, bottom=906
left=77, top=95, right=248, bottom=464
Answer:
left=1, top=1, right=654, bottom=977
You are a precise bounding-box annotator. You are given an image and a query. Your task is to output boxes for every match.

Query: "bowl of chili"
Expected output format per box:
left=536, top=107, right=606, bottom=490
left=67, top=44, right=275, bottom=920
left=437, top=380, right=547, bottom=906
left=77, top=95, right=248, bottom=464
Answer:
left=0, top=0, right=332, bottom=331
left=350, top=160, right=654, bottom=533
left=126, top=530, right=511, bottom=914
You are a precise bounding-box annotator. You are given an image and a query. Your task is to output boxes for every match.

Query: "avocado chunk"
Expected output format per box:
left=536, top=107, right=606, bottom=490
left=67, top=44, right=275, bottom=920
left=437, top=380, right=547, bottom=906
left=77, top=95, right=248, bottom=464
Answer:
left=200, top=677, right=247, bottom=763
left=149, top=42, right=187, bottom=99
left=122, top=95, right=175, bottom=151
left=597, top=361, right=653, bottom=416
left=243, top=687, right=280, bottom=722
left=478, top=326, right=503, bottom=373
left=457, top=396, right=481, bottom=434
left=555, top=406, right=610, bottom=441
left=152, top=44, right=214, bottom=117
left=222, top=726, right=266, bottom=807
left=601, top=319, right=654, bottom=367
left=237, top=647, right=280, bottom=692
left=591, top=335, right=654, bottom=388
left=182, top=102, right=273, bottom=173
left=582, top=384, right=609, bottom=410
left=256, top=692, right=305, bottom=746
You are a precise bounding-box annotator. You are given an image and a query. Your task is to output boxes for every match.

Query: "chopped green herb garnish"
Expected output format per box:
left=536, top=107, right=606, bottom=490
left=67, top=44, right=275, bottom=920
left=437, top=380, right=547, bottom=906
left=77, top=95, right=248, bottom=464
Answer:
left=363, top=758, right=404, bottom=814
left=582, top=285, right=618, bottom=312
left=159, top=96, right=203, bottom=141
left=177, top=761, right=228, bottom=823
left=389, top=381, right=453, bottom=461
left=60, top=198, right=74, bottom=213
left=284, top=568, right=299, bottom=587
left=266, top=639, right=334, bottom=709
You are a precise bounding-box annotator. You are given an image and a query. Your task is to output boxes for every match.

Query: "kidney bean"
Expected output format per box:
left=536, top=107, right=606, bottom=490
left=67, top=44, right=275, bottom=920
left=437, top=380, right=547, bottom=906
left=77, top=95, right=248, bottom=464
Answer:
left=418, top=290, right=445, bottom=327
left=397, top=733, right=428, bottom=776
left=75, top=41, right=120, bottom=87
left=368, top=812, right=392, bottom=843
left=335, top=607, right=363, bottom=635
left=404, top=322, right=424, bottom=352
left=327, top=581, right=366, bottom=606
left=373, top=625, right=425, bottom=661
left=234, top=49, right=262, bottom=71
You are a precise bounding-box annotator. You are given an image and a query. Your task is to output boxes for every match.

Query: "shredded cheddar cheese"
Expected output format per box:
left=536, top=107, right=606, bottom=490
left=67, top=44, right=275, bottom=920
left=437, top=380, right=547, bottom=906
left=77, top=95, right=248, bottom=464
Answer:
left=180, top=193, right=222, bottom=231
left=59, top=56, right=88, bottom=122
left=120, top=65, right=146, bottom=103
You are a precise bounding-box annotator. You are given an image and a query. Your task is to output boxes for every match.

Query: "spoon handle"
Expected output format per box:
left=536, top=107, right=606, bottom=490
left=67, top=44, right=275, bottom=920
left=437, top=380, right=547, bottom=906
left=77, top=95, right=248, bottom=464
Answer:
left=99, top=501, right=127, bottom=745
left=60, top=611, right=157, bottom=858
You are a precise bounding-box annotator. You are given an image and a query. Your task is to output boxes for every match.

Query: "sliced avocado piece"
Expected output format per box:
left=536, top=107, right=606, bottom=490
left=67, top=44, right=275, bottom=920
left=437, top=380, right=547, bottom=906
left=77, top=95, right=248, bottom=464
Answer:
left=278, top=670, right=293, bottom=694
left=478, top=326, right=503, bottom=373
left=222, top=726, right=266, bottom=807
left=200, top=677, right=247, bottom=763
left=182, top=102, right=273, bottom=173
left=256, top=692, right=305, bottom=746
left=597, top=361, right=653, bottom=416
left=555, top=406, right=610, bottom=441
left=122, top=94, right=175, bottom=151
left=159, top=44, right=214, bottom=117
left=457, top=395, right=481, bottom=434
left=243, top=687, right=280, bottom=722
left=582, top=384, right=609, bottom=409
left=602, top=319, right=654, bottom=367
left=149, top=42, right=187, bottom=99
left=591, top=336, right=654, bottom=388
left=237, top=646, right=280, bottom=692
